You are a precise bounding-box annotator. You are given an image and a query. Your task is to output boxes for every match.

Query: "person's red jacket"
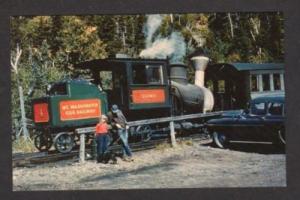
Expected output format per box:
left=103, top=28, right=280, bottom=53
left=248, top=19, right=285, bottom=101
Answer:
left=95, top=122, right=108, bottom=135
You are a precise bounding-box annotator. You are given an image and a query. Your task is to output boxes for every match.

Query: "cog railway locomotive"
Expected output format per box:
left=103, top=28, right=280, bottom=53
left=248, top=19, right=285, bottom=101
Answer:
left=32, top=54, right=215, bottom=153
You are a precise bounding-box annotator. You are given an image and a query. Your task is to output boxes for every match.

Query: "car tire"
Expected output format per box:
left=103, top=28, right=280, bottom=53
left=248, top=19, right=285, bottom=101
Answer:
left=273, top=128, right=285, bottom=150
left=212, top=131, right=229, bottom=149
left=278, top=129, right=285, bottom=145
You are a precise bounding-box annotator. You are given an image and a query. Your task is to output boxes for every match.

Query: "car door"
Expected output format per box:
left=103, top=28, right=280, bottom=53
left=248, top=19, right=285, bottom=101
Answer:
left=264, top=102, right=285, bottom=141
left=232, top=102, right=266, bottom=141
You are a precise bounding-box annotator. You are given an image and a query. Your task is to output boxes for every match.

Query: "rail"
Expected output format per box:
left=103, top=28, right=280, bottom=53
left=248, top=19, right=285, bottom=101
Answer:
left=12, top=134, right=211, bottom=167
left=75, top=111, right=222, bottom=163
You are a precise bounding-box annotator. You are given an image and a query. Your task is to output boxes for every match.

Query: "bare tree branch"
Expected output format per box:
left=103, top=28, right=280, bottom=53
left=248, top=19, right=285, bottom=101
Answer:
left=11, top=44, right=22, bottom=74
left=227, top=13, right=234, bottom=38
left=11, top=44, right=30, bottom=140
left=250, top=17, right=260, bottom=35
left=250, top=30, right=256, bottom=41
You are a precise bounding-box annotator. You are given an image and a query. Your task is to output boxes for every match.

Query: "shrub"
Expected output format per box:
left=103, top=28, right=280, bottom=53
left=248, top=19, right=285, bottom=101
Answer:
left=12, top=137, right=36, bottom=153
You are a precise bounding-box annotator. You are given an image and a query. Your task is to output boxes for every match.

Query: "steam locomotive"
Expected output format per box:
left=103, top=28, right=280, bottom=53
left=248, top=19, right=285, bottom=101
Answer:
left=32, top=53, right=215, bottom=153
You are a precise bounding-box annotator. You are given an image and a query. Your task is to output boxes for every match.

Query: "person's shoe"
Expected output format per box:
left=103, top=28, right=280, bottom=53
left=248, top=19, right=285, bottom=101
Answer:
left=128, top=157, right=134, bottom=162
left=97, top=154, right=103, bottom=163
left=123, top=156, right=134, bottom=162
left=111, top=159, right=118, bottom=164
left=121, top=155, right=127, bottom=161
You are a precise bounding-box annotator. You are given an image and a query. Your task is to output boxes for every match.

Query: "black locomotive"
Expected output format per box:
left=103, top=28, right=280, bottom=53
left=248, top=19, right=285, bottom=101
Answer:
left=32, top=53, right=215, bottom=153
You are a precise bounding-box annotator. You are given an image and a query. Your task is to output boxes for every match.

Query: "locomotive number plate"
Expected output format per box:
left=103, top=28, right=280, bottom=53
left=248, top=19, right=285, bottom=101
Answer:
left=60, top=99, right=101, bottom=121
left=34, top=103, right=49, bottom=123
left=132, top=89, right=166, bottom=104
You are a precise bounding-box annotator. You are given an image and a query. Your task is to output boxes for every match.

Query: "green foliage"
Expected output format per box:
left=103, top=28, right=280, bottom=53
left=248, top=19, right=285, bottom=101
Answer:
left=58, top=16, right=107, bottom=61
left=10, top=13, right=284, bottom=134
left=12, top=137, right=36, bottom=153
left=11, top=41, right=69, bottom=122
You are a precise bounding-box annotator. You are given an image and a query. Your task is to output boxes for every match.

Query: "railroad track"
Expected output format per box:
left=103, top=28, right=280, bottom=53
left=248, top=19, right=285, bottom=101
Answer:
left=13, top=133, right=211, bottom=168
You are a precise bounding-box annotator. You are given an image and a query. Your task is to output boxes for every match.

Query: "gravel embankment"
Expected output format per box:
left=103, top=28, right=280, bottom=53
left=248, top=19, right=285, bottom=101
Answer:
left=13, top=141, right=286, bottom=190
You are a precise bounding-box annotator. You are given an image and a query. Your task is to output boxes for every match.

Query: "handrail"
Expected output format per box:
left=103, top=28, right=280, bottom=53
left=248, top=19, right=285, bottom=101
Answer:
left=75, top=111, right=222, bottom=134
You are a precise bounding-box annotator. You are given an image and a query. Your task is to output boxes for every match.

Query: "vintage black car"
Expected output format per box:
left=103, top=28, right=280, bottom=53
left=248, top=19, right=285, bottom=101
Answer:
left=206, top=94, right=285, bottom=148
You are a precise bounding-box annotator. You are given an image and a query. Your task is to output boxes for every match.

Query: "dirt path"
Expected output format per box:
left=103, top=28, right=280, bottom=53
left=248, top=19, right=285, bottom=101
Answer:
left=13, top=141, right=286, bottom=190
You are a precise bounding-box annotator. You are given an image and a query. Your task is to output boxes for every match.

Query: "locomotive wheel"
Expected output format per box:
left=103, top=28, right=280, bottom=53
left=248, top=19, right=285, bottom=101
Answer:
left=34, top=133, right=53, bottom=152
left=136, top=125, right=152, bottom=142
left=53, top=132, right=75, bottom=154
left=212, top=131, right=229, bottom=149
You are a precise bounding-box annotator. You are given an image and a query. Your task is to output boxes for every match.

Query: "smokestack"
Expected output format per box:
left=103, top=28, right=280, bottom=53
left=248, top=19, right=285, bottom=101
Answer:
left=190, top=50, right=214, bottom=112
left=191, top=56, right=209, bottom=87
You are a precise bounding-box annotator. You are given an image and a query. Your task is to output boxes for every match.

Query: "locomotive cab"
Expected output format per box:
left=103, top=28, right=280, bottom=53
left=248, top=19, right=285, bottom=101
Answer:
left=33, top=80, right=108, bottom=129
left=32, top=80, right=108, bottom=153
left=75, top=58, right=172, bottom=121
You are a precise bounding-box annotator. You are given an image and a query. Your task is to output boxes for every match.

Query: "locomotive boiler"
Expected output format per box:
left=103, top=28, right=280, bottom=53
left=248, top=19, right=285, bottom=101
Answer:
left=170, top=55, right=214, bottom=115
left=31, top=54, right=215, bottom=153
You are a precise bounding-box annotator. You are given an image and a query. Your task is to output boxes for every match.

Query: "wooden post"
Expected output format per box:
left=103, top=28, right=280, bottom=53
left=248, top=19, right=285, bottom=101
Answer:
left=79, top=133, right=85, bottom=163
left=169, top=121, right=177, bottom=147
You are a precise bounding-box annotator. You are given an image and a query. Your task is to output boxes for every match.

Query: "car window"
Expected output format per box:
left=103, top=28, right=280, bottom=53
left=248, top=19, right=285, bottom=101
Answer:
left=251, top=102, right=266, bottom=115
left=268, top=102, right=283, bottom=116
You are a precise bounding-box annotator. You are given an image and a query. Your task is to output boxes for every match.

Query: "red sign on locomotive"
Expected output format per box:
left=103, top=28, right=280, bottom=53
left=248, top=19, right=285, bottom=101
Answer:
left=59, top=99, right=101, bottom=121
left=132, top=89, right=166, bottom=104
left=33, top=103, right=50, bottom=123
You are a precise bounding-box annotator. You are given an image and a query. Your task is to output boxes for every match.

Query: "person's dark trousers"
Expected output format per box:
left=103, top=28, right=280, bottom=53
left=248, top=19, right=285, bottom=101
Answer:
left=96, top=134, right=109, bottom=162
left=118, top=128, right=132, bottom=157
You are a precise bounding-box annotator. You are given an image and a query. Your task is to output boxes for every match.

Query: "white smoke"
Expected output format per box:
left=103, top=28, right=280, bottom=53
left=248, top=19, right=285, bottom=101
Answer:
left=140, top=15, right=186, bottom=63
left=143, top=15, right=163, bottom=48
left=140, top=32, right=186, bottom=62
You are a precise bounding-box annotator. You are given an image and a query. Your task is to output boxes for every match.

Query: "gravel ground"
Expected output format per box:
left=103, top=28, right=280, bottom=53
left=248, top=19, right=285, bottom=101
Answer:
left=13, top=140, right=286, bottom=190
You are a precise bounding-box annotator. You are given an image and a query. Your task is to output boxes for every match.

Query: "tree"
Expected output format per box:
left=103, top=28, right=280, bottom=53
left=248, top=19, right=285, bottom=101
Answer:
left=11, top=45, right=30, bottom=140
left=10, top=13, right=284, bottom=139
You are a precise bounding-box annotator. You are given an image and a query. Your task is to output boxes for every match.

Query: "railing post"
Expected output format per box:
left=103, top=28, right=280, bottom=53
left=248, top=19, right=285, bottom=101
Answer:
left=169, top=120, right=177, bottom=147
left=79, top=133, right=85, bottom=163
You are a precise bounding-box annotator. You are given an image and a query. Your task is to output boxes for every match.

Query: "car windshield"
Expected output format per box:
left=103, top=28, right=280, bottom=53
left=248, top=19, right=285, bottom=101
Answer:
left=251, top=102, right=266, bottom=115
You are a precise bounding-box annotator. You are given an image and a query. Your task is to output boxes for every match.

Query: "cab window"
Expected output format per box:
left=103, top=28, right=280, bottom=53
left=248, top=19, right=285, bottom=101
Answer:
left=47, top=83, right=67, bottom=95
left=251, top=102, right=266, bottom=115
left=132, top=64, right=164, bottom=85
left=99, top=71, right=113, bottom=90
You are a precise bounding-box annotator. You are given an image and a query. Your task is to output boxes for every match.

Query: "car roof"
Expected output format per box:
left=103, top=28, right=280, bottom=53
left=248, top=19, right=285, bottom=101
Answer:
left=251, top=94, right=285, bottom=104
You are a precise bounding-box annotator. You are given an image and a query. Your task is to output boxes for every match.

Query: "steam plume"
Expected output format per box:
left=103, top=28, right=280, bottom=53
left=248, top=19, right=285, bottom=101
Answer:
left=140, top=32, right=186, bottom=62
left=140, top=15, right=186, bottom=63
left=143, top=15, right=163, bottom=48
